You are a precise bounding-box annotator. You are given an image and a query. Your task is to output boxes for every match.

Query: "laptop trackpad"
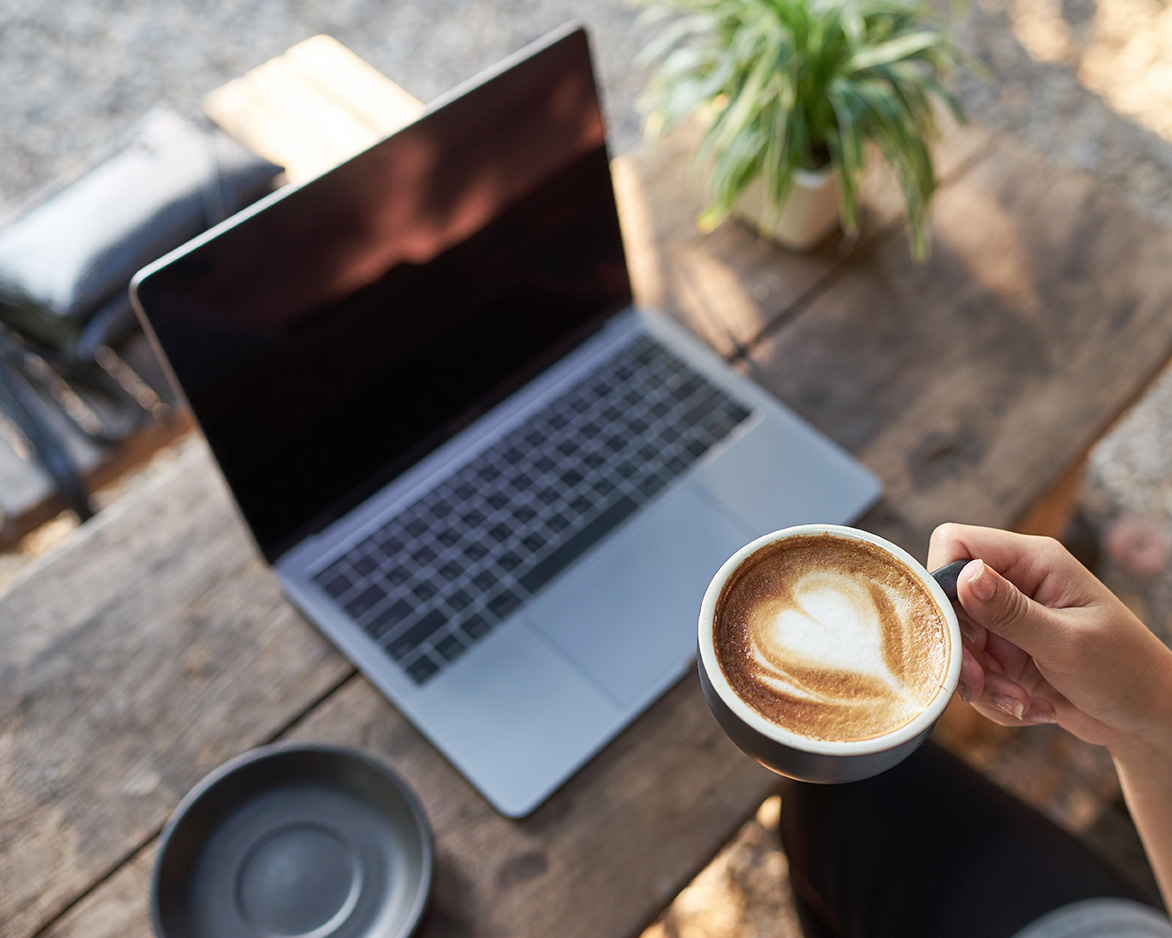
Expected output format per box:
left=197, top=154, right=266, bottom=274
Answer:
left=525, top=483, right=753, bottom=707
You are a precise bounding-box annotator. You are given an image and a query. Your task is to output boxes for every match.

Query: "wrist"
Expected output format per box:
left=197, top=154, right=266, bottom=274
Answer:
left=1109, top=720, right=1172, bottom=775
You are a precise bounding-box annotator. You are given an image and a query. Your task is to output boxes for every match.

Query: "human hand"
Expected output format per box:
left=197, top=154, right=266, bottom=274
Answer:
left=927, top=523, right=1172, bottom=753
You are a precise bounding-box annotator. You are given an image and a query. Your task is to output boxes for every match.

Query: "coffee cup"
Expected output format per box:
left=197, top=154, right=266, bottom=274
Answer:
left=697, top=524, right=962, bottom=783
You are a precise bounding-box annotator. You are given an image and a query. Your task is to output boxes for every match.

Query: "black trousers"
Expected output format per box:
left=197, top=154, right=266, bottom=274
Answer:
left=779, top=742, right=1151, bottom=938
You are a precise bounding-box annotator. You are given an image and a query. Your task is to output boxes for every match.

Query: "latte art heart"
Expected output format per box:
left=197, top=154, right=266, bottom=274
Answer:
left=713, top=534, right=949, bottom=742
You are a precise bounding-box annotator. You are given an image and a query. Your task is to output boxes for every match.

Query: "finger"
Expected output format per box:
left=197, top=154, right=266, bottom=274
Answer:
left=970, top=696, right=1057, bottom=727
left=957, top=647, right=985, bottom=704
left=956, top=609, right=986, bottom=647
left=978, top=668, right=1031, bottom=720
left=973, top=669, right=1056, bottom=725
left=929, top=523, right=1057, bottom=596
left=957, top=559, right=1068, bottom=658
left=982, top=629, right=1038, bottom=683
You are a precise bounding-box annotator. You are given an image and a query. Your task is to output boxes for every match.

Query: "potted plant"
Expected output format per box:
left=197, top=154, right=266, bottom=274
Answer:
left=636, top=0, right=972, bottom=258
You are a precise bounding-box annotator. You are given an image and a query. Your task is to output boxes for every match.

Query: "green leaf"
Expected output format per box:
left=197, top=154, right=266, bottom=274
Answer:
left=847, top=30, right=942, bottom=71
left=634, top=0, right=978, bottom=259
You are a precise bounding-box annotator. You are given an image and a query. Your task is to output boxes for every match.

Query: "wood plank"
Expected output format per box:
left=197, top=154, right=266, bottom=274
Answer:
left=0, top=442, right=355, bottom=938
left=202, top=77, right=341, bottom=183
left=618, top=117, right=993, bottom=358
left=10, top=52, right=1171, bottom=938
left=36, top=675, right=783, bottom=938
left=204, top=36, right=424, bottom=184
left=282, top=35, right=426, bottom=136
left=6, top=444, right=765, bottom=938
left=745, top=135, right=1172, bottom=548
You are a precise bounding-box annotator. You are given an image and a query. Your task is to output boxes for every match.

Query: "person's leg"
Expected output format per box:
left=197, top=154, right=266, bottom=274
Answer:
left=779, top=742, right=1147, bottom=938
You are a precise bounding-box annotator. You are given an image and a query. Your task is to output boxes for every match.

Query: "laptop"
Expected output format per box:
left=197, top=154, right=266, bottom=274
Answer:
left=131, top=23, right=881, bottom=817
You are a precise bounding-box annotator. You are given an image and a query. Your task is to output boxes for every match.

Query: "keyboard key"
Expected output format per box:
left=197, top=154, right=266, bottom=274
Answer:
left=345, top=584, right=386, bottom=617
left=353, top=555, right=378, bottom=577
left=412, top=545, right=437, bottom=565
left=406, top=517, right=428, bottom=538
left=519, top=495, right=640, bottom=595
left=435, top=633, right=468, bottom=662
left=448, top=588, right=473, bottom=611
left=639, top=474, right=669, bottom=499
left=364, top=599, right=412, bottom=639
left=472, top=569, right=497, bottom=592
left=320, top=572, right=353, bottom=599
left=488, top=590, right=523, bottom=620
left=499, top=551, right=523, bottom=572
left=372, top=524, right=402, bottom=547
left=412, top=581, right=438, bottom=601
left=461, top=613, right=492, bottom=641
left=386, top=609, right=447, bottom=660
left=406, top=654, right=441, bottom=684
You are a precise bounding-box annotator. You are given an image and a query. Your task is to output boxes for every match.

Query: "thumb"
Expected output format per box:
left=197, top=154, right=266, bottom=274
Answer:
left=957, top=558, right=1060, bottom=653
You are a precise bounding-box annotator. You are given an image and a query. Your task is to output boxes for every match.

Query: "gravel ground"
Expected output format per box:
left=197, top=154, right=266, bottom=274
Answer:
left=0, top=0, right=659, bottom=216
left=5, top=1, right=1172, bottom=936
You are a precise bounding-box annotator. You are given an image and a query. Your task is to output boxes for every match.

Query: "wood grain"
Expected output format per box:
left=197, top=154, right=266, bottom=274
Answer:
left=204, top=35, right=424, bottom=184
left=11, top=40, right=1172, bottom=938
left=33, top=674, right=783, bottom=938
left=0, top=443, right=354, bottom=938
left=616, top=117, right=993, bottom=359
left=745, top=135, right=1172, bottom=549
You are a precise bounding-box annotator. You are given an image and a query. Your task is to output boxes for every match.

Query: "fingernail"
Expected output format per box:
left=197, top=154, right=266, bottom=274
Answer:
left=957, top=682, right=970, bottom=704
left=1024, top=710, right=1057, bottom=725
left=968, top=560, right=996, bottom=602
left=992, top=695, right=1025, bottom=721
left=959, top=619, right=979, bottom=643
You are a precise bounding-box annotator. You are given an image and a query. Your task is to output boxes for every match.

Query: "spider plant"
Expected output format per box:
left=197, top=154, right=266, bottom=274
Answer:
left=636, top=0, right=972, bottom=258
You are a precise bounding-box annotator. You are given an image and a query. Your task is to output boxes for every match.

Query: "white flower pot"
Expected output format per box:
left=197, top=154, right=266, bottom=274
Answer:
left=734, top=166, right=840, bottom=251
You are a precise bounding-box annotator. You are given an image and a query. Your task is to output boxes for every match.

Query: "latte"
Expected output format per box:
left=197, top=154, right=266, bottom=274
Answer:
left=713, top=533, right=950, bottom=743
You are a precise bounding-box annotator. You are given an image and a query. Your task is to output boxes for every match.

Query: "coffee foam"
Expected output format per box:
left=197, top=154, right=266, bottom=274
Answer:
left=713, top=534, right=949, bottom=742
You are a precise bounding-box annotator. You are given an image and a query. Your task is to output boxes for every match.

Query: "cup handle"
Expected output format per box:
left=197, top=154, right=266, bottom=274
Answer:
left=930, top=559, right=969, bottom=603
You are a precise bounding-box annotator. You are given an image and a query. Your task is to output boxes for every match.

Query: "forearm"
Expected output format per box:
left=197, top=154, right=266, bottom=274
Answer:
left=1113, top=737, right=1172, bottom=909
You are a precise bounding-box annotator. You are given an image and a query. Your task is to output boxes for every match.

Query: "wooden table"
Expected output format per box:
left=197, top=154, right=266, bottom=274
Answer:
left=8, top=39, right=1172, bottom=938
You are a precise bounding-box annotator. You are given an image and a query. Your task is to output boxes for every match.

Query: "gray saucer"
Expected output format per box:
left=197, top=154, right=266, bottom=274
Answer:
left=151, top=743, right=433, bottom=938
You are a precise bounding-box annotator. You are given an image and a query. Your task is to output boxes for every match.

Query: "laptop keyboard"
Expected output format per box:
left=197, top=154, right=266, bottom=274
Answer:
left=312, top=333, right=752, bottom=685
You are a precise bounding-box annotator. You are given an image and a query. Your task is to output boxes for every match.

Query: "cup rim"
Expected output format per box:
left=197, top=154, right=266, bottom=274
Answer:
left=697, top=524, right=962, bottom=757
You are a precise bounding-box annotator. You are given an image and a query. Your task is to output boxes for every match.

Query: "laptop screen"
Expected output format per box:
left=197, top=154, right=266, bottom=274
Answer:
left=133, top=27, right=632, bottom=561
